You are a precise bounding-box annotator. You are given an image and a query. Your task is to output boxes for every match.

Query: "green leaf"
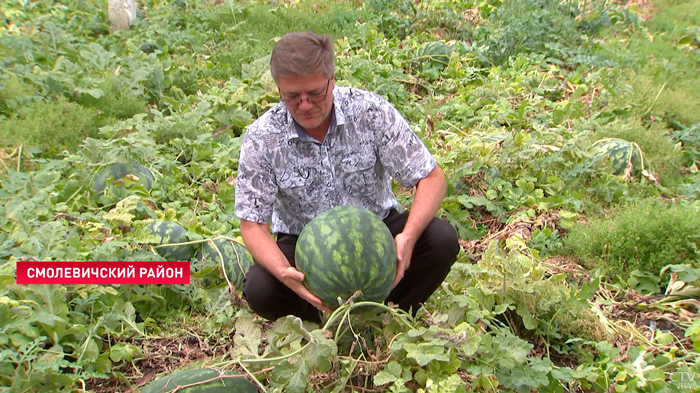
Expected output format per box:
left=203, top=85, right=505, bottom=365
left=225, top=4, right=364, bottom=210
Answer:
left=304, top=330, right=337, bottom=373
left=36, top=344, right=64, bottom=364
left=271, top=360, right=310, bottom=393
left=109, top=343, right=140, bottom=362
left=627, top=270, right=660, bottom=294
left=402, top=342, right=450, bottom=366
left=454, top=323, right=479, bottom=356
left=516, top=303, right=538, bottom=330
left=31, top=311, right=68, bottom=328
left=80, top=338, right=100, bottom=364
left=685, top=319, right=700, bottom=352
left=374, top=371, right=397, bottom=386
left=231, top=316, right=261, bottom=358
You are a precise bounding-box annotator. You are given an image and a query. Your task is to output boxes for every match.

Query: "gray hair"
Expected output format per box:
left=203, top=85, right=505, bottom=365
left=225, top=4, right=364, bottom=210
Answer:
left=270, top=32, right=335, bottom=82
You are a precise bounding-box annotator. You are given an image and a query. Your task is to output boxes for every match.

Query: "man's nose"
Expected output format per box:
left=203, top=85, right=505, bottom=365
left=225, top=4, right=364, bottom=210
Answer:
left=297, top=95, right=314, bottom=110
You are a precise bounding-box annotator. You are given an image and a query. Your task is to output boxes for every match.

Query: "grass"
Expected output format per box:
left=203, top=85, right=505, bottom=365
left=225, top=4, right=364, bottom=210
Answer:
left=559, top=198, right=700, bottom=279
left=594, top=0, right=700, bottom=127
left=0, top=96, right=98, bottom=151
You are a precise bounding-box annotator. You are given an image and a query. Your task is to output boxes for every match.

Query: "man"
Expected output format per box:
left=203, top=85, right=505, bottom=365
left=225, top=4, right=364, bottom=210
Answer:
left=234, top=32, right=460, bottom=323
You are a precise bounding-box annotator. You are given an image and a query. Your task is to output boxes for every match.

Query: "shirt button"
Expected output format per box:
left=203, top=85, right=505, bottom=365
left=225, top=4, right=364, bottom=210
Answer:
left=326, top=181, right=332, bottom=187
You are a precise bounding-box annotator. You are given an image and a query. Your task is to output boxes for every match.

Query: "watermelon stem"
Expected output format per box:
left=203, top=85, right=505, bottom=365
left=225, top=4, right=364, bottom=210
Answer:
left=323, top=301, right=414, bottom=333
left=203, top=238, right=234, bottom=290
left=153, top=235, right=245, bottom=249
left=1, top=144, right=24, bottom=173
left=236, top=361, right=267, bottom=392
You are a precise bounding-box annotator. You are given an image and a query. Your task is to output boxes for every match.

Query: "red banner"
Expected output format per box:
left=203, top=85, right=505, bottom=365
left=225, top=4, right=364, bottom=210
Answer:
left=16, top=261, right=190, bottom=284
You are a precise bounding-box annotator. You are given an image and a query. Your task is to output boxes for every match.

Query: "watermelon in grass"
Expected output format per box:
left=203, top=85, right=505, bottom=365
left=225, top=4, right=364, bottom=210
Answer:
left=295, top=205, right=397, bottom=308
left=146, top=221, right=197, bottom=261
left=92, top=163, right=154, bottom=193
left=198, top=238, right=252, bottom=289
left=591, top=138, right=645, bottom=177
left=140, top=368, right=257, bottom=393
left=416, top=41, right=452, bottom=70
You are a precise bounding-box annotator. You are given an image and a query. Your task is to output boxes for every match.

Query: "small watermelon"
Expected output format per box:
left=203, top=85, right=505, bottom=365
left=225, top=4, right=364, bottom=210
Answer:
left=146, top=221, right=197, bottom=261
left=199, top=238, right=252, bottom=289
left=591, top=138, right=645, bottom=177
left=92, top=163, right=154, bottom=193
left=140, top=368, right=257, bottom=393
left=416, top=41, right=452, bottom=69
left=295, top=205, right=397, bottom=308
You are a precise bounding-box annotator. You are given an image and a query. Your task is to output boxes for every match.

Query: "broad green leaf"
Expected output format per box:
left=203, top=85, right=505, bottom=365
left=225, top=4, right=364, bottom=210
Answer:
left=304, top=330, right=337, bottom=373
left=231, top=316, right=261, bottom=358
left=516, top=303, right=537, bottom=330
left=271, top=360, right=309, bottom=393
left=373, top=371, right=397, bottom=386
left=36, top=344, right=64, bottom=364
left=109, top=343, right=140, bottom=362
left=79, top=338, right=100, bottom=364
left=402, top=343, right=450, bottom=366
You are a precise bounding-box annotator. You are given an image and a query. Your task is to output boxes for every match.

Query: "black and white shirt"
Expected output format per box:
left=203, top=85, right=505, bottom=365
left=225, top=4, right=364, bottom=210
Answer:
left=234, top=86, right=436, bottom=235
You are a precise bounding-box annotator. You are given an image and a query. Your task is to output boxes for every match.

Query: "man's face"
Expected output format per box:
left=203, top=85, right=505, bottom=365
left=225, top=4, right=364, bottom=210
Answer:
left=277, top=73, right=334, bottom=135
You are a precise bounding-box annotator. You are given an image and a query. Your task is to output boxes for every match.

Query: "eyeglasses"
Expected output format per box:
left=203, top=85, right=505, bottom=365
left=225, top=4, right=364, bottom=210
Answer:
left=279, top=78, right=331, bottom=107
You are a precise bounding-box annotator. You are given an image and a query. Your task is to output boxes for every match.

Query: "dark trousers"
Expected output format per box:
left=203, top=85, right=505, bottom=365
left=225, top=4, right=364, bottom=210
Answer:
left=242, top=209, right=460, bottom=323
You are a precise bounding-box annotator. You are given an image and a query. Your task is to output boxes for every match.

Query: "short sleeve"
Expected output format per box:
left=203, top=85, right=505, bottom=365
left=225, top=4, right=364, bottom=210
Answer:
left=234, top=130, right=277, bottom=223
left=365, top=98, right=436, bottom=187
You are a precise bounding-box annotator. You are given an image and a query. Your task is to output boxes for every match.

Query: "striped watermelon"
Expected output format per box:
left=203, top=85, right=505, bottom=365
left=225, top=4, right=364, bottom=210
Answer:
left=416, top=41, right=452, bottom=69
left=199, top=238, right=252, bottom=289
left=591, top=138, right=645, bottom=177
left=295, top=205, right=397, bottom=308
left=92, top=163, right=154, bottom=193
left=146, top=221, right=197, bottom=261
left=140, top=368, right=257, bottom=393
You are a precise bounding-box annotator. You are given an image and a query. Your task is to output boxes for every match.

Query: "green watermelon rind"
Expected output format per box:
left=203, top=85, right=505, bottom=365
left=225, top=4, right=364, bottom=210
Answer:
left=592, top=138, right=643, bottom=176
left=295, top=205, right=397, bottom=308
left=146, top=221, right=197, bottom=262
left=140, top=368, right=257, bottom=393
left=199, top=238, right=252, bottom=289
left=416, top=41, right=452, bottom=68
left=92, top=163, right=155, bottom=193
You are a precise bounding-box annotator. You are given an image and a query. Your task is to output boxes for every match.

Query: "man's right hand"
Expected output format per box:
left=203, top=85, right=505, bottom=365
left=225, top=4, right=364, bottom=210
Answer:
left=241, top=219, right=333, bottom=313
left=280, top=266, right=333, bottom=313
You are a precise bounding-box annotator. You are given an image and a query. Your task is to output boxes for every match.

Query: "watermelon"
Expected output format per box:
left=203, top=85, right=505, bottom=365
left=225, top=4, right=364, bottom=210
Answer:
left=146, top=221, right=197, bottom=261
left=591, top=138, right=645, bottom=177
left=198, top=238, right=252, bottom=289
left=140, top=368, right=257, bottom=393
left=416, top=41, right=452, bottom=69
left=92, top=163, right=154, bottom=193
left=294, top=205, right=397, bottom=308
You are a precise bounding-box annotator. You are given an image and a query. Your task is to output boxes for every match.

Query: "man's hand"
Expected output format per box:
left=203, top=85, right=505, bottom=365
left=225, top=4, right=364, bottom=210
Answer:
left=241, top=219, right=333, bottom=313
left=280, top=266, right=333, bottom=312
left=392, top=166, right=447, bottom=288
left=393, top=232, right=417, bottom=288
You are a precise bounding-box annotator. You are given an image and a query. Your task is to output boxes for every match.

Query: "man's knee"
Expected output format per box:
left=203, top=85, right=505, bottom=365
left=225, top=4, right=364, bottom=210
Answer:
left=424, top=218, right=460, bottom=260
left=242, top=264, right=279, bottom=317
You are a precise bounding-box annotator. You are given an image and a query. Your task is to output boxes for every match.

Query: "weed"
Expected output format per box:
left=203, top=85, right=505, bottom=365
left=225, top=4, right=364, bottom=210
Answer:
left=560, top=198, right=700, bottom=279
left=0, top=73, right=39, bottom=116
left=0, top=96, right=99, bottom=151
left=530, top=228, right=563, bottom=258
left=593, top=0, right=700, bottom=127
left=74, top=74, right=147, bottom=124
left=473, top=0, right=611, bottom=66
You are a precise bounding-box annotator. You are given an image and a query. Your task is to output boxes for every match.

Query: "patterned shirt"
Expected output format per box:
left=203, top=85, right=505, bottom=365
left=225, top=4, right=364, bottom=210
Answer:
left=234, top=86, right=437, bottom=235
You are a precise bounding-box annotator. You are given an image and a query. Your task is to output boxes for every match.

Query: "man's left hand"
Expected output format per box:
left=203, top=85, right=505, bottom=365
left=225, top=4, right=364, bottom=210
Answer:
left=393, top=232, right=417, bottom=288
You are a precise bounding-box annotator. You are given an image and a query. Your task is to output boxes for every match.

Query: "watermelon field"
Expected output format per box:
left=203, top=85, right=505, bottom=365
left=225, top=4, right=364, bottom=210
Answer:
left=1, top=0, right=700, bottom=391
